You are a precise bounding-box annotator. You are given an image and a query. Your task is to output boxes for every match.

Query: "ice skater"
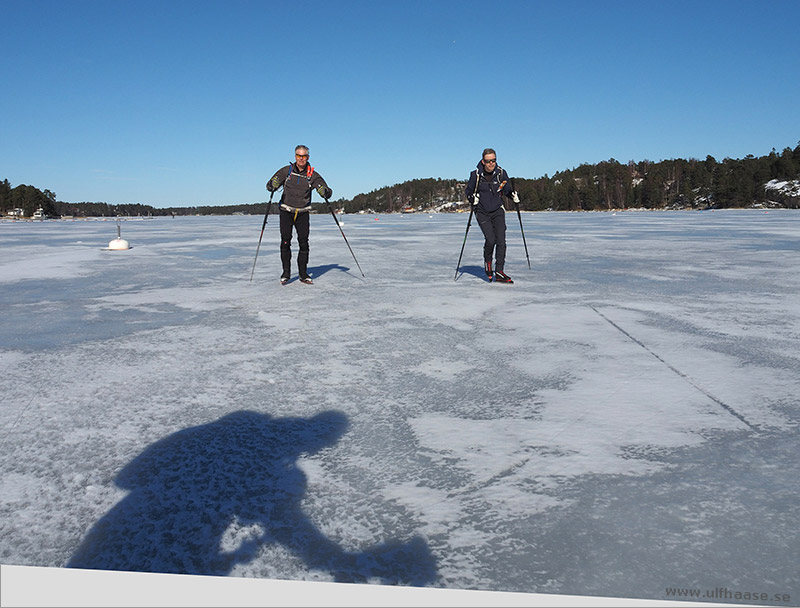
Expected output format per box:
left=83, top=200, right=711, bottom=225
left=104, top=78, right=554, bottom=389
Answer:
left=464, top=148, right=515, bottom=283
left=266, top=145, right=333, bottom=285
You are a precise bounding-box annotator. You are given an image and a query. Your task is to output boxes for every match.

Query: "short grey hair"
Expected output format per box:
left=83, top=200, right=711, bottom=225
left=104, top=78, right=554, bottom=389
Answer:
left=295, top=145, right=309, bottom=155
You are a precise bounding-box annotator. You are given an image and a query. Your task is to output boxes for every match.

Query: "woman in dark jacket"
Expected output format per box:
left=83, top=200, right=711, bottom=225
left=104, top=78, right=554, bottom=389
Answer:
left=464, top=148, right=514, bottom=283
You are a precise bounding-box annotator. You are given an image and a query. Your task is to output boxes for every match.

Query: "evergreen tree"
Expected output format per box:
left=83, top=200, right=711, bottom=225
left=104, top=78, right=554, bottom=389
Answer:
left=0, top=179, right=10, bottom=210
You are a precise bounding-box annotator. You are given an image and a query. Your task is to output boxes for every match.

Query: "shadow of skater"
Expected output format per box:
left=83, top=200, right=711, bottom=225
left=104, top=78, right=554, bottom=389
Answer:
left=306, top=263, right=350, bottom=278
left=68, top=410, right=437, bottom=585
left=456, top=264, right=491, bottom=282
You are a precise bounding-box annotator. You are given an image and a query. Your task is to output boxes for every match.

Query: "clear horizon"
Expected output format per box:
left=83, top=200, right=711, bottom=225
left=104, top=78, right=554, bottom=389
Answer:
left=2, top=0, right=799, bottom=207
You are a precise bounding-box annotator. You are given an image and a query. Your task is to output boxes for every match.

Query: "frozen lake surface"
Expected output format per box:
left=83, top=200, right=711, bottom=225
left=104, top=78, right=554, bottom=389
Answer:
left=1, top=210, right=799, bottom=606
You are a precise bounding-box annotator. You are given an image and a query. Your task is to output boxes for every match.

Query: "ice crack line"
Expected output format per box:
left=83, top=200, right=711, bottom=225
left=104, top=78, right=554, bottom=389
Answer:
left=589, top=306, right=759, bottom=432
left=443, top=448, right=536, bottom=501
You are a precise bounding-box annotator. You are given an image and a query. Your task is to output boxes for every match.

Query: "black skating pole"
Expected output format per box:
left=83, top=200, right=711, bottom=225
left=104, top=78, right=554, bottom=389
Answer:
left=512, top=179, right=531, bottom=269
left=454, top=204, right=475, bottom=281
left=516, top=203, right=531, bottom=269
left=326, top=198, right=365, bottom=277
left=249, top=190, right=274, bottom=282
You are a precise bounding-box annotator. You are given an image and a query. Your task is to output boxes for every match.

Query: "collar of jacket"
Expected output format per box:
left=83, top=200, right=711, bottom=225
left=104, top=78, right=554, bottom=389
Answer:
left=292, top=162, right=314, bottom=178
left=476, top=161, right=501, bottom=178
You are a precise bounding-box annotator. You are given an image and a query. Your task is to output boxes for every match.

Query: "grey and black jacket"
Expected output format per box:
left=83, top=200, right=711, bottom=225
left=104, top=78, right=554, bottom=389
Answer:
left=464, top=162, right=512, bottom=213
left=267, top=163, right=332, bottom=212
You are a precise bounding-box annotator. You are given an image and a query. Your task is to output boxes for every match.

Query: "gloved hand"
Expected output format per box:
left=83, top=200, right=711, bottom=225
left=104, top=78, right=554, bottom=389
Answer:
left=471, top=192, right=480, bottom=206
left=317, top=186, right=333, bottom=199
left=267, top=176, right=281, bottom=192
left=511, top=191, right=520, bottom=204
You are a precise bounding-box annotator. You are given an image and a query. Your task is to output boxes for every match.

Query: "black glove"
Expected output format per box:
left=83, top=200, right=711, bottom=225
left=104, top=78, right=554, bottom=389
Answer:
left=317, top=185, right=333, bottom=199
left=266, top=176, right=281, bottom=192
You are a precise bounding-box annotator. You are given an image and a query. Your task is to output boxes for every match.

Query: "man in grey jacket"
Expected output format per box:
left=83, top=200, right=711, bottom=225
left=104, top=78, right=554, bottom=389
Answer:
left=267, top=145, right=332, bottom=284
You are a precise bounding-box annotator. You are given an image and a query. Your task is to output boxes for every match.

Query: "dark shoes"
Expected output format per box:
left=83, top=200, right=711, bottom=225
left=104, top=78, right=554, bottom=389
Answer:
left=494, top=270, right=513, bottom=284
left=484, top=260, right=493, bottom=278
left=281, top=272, right=313, bottom=285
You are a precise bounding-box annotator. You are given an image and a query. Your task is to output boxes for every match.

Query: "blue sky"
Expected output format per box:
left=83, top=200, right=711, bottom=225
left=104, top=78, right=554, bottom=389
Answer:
left=2, top=0, right=799, bottom=207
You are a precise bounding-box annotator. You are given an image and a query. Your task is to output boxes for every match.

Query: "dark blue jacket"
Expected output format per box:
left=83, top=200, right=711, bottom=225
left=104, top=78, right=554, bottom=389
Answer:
left=465, top=162, right=512, bottom=213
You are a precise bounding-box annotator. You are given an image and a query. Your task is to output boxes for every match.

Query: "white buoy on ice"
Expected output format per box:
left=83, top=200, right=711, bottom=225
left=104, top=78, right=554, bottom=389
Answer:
left=108, top=237, right=130, bottom=250
left=108, top=219, right=130, bottom=250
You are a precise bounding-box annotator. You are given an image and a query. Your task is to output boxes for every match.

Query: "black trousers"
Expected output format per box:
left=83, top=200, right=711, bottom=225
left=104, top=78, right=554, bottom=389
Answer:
left=279, top=208, right=310, bottom=277
left=476, top=207, right=507, bottom=271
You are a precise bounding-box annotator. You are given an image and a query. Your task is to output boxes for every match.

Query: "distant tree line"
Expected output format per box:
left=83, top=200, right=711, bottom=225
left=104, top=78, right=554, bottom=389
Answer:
left=341, top=178, right=465, bottom=213
left=342, top=145, right=800, bottom=212
left=0, top=180, right=163, bottom=218
left=0, top=180, right=61, bottom=217
left=3, top=145, right=799, bottom=217
left=512, top=144, right=800, bottom=211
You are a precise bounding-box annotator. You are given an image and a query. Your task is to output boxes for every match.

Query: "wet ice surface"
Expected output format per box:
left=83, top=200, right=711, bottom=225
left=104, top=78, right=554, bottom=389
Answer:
left=1, top=211, right=798, bottom=604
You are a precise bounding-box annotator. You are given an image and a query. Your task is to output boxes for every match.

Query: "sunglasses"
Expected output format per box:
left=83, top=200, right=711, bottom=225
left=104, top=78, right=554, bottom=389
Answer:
left=483, top=158, right=497, bottom=163
left=296, top=154, right=309, bottom=158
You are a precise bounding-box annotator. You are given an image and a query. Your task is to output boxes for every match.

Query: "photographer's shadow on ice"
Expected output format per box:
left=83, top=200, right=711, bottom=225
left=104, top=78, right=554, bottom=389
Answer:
left=68, top=410, right=437, bottom=585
